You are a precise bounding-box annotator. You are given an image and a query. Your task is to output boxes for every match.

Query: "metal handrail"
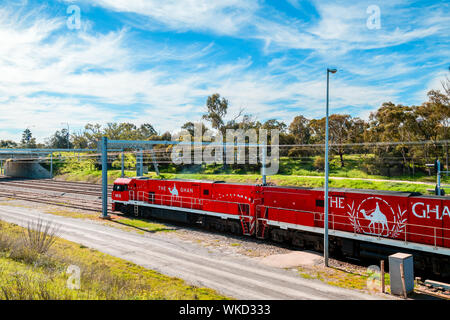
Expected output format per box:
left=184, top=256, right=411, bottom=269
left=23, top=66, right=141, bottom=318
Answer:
left=128, top=190, right=253, bottom=207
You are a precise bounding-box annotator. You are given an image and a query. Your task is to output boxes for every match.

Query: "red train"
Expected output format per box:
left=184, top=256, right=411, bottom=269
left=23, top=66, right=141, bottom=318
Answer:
left=111, top=177, right=450, bottom=278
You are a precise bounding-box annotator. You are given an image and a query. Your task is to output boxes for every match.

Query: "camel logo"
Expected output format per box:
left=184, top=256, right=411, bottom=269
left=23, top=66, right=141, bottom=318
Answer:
left=360, top=202, right=389, bottom=236
left=347, top=197, right=407, bottom=238
left=168, top=184, right=179, bottom=197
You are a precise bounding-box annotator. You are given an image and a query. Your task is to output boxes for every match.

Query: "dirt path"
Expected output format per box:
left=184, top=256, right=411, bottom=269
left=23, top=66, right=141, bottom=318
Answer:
left=0, top=205, right=387, bottom=300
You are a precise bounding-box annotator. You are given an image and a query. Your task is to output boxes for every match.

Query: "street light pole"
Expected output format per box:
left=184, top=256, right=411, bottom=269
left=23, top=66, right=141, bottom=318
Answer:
left=324, top=67, right=337, bottom=267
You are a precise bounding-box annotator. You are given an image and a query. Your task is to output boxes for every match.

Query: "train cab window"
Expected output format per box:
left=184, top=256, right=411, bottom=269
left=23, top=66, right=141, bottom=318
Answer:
left=203, top=189, right=209, bottom=196
left=238, top=204, right=250, bottom=215
left=315, top=199, right=324, bottom=207
left=148, top=192, right=155, bottom=203
left=113, top=184, right=127, bottom=192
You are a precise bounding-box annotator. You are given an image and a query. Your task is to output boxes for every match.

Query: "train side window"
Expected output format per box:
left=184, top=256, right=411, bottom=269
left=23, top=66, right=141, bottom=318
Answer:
left=315, top=199, right=324, bottom=207
left=148, top=192, right=155, bottom=203
left=203, top=189, right=209, bottom=196
left=238, top=204, right=249, bottom=215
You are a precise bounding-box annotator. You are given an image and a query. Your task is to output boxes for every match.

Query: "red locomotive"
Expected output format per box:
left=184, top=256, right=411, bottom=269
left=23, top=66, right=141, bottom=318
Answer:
left=111, top=177, right=450, bottom=278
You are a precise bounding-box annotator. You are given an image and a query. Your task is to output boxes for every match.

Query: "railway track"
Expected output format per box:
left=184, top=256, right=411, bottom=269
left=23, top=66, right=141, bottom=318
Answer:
left=0, top=178, right=114, bottom=214
left=0, top=178, right=111, bottom=197
left=0, top=190, right=112, bottom=214
left=0, top=191, right=112, bottom=213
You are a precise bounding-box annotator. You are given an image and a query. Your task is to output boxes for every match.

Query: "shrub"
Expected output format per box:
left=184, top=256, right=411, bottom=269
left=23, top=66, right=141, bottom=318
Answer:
left=112, top=153, right=136, bottom=170
left=21, top=218, right=59, bottom=255
left=313, top=156, right=325, bottom=171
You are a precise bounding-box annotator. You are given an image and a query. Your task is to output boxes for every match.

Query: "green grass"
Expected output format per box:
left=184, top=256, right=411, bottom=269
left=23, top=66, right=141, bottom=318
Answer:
left=56, top=169, right=135, bottom=184
left=0, top=221, right=228, bottom=300
left=113, top=217, right=174, bottom=233
left=279, top=155, right=447, bottom=183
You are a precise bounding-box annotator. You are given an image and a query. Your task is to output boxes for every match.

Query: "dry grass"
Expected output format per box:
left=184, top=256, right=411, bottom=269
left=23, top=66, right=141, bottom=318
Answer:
left=22, top=218, right=59, bottom=255
left=1, top=218, right=58, bottom=265
left=0, top=220, right=228, bottom=300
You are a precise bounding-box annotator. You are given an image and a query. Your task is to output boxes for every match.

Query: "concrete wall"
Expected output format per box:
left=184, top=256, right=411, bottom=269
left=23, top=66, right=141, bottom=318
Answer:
left=4, top=160, right=51, bottom=179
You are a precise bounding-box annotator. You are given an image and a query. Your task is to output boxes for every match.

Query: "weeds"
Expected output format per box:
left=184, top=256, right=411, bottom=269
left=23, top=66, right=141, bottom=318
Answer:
left=21, top=218, right=60, bottom=255
left=0, top=222, right=12, bottom=252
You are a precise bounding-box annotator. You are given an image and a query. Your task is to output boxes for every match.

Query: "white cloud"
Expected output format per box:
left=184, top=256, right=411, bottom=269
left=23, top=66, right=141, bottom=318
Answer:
left=0, top=2, right=446, bottom=143
left=81, top=0, right=259, bottom=36
left=0, top=96, right=117, bottom=141
left=79, top=0, right=448, bottom=54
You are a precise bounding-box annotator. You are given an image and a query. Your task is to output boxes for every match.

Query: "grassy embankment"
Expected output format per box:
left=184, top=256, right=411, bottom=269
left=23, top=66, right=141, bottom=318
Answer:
left=0, top=219, right=227, bottom=300
left=58, top=170, right=440, bottom=194
left=53, top=153, right=449, bottom=194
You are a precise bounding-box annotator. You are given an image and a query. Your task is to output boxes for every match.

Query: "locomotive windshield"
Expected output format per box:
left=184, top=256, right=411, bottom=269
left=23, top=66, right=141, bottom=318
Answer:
left=113, top=184, right=127, bottom=191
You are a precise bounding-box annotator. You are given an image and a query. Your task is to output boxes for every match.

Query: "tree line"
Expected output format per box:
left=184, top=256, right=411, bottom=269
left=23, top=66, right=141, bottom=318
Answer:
left=2, top=79, right=449, bottom=177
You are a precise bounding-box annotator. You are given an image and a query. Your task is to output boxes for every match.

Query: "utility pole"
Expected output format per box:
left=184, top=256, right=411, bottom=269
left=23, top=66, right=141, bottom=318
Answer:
left=262, top=145, right=267, bottom=185
left=324, top=67, right=337, bottom=267
left=101, top=137, right=109, bottom=218
left=121, top=148, right=125, bottom=178
left=437, top=159, right=441, bottom=196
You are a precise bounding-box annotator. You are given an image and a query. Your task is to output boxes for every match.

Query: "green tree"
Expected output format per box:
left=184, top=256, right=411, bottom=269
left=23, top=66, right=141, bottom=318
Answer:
left=309, top=115, right=354, bottom=167
left=20, top=129, right=37, bottom=148
left=367, top=103, right=417, bottom=175
left=289, top=115, right=310, bottom=145
left=202, top=93, right=228, bottom=136
left=45, top=128, right=72, bottom=149
left=181, top=122, right=209, bottom=137
left=0, top=140, right=18, bottom=148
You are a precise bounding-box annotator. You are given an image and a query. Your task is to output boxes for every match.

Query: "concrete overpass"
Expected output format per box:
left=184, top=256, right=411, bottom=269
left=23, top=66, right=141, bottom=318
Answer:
left=0, top=149, right=96, bottom=179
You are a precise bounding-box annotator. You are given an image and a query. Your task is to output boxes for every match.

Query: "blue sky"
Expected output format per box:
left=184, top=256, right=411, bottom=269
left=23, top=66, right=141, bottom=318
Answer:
left=0, top=0, right=449, bottom=142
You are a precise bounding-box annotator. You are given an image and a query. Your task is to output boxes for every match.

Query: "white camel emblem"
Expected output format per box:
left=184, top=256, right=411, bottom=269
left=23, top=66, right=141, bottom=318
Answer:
left=168, top=184, right=179, bottom=197
left=360, top=202, right=389, bottom=236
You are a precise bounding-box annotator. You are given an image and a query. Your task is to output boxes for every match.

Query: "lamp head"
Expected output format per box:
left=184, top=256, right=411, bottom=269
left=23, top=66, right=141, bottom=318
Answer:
left=327, top=68, right=337, bottom=74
